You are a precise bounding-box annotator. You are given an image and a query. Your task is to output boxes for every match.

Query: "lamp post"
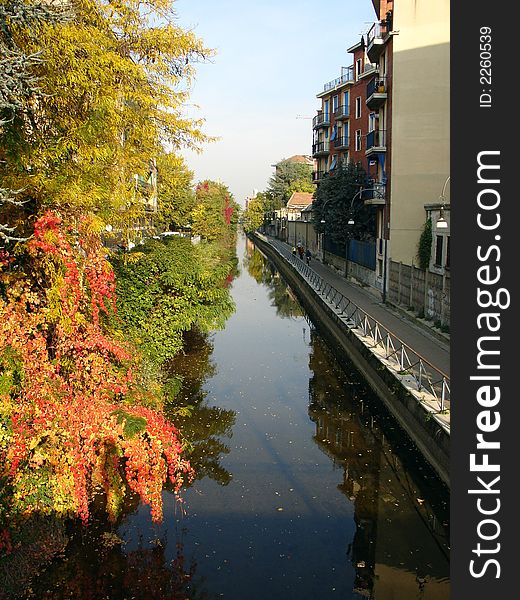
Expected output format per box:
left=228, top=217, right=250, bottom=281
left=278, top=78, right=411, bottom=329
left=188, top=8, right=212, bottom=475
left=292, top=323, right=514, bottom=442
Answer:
left=436, top=176, right=450, bottom=229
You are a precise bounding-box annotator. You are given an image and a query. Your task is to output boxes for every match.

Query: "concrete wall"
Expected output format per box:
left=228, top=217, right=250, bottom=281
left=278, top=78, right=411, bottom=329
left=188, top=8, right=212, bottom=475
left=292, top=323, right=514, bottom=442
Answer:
left=287, top=220, right=319, bottom=254
left=388, top=261, right=450, bottom=327
left=389, top=0, right=450, bottom=265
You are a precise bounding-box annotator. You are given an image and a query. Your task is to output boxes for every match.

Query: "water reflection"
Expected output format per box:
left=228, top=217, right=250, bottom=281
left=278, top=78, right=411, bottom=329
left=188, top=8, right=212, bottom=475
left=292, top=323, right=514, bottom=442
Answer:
left=166, top=329, right=236, bottom=487
left=307, top=328, right=449, bottom=599
left=29, top=521, right=212, bottom=599
left=245, top=239, right=303, bottom=319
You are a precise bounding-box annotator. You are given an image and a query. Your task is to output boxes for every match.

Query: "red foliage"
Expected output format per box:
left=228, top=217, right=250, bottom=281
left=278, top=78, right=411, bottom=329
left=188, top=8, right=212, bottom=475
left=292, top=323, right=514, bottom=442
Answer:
left=0, top=212, right=193, bottom=524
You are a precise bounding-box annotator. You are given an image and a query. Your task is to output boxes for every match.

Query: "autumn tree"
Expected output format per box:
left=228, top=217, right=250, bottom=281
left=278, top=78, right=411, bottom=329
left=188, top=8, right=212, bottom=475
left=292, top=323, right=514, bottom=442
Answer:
left=0, top=0, right=70, bottom=243
left=191, top=180, right=239, bottom=243
left=266, top=158, right=313, bottom=209
left=242, top=196, right=265, bottom=233
left=0, top=213, right=193, bottom=527
left=155, top=154, right=196, bottom=232
left=0, top=0, right=212, bottom=234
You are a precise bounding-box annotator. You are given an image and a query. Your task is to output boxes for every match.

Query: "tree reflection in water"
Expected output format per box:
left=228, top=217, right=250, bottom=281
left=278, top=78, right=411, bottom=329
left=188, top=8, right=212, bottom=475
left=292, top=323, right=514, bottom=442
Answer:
left=166, top=328, right=236, bottom=487
left=307, top=329, right=450, bottom=600
left=30, top=520, right=212, bottom=599
left=244, top=241, right=303, bottom=319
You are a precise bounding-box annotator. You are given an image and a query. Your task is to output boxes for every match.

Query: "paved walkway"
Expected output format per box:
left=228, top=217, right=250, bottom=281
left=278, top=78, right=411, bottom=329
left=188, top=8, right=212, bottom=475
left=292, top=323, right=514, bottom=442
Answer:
left=270, top=238, right=450, bottom=377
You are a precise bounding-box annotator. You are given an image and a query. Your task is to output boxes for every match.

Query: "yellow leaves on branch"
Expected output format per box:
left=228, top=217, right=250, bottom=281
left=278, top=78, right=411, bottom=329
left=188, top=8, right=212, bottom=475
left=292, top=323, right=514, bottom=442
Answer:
left=3, top=0, right=213, bottom=220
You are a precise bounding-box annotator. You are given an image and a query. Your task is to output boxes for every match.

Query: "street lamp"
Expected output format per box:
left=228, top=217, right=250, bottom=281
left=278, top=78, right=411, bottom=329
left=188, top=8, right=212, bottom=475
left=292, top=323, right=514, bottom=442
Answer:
left=437, top=176, right=450, bottom=229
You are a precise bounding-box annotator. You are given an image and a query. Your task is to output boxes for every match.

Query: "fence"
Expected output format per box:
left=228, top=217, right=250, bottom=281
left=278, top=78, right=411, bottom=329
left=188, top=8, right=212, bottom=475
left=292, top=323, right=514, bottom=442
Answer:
left=257, top=234, right=450, bottom=415
left=388, top=261, right=450, bottom=327
left=349, top=240, right=376, bottom=270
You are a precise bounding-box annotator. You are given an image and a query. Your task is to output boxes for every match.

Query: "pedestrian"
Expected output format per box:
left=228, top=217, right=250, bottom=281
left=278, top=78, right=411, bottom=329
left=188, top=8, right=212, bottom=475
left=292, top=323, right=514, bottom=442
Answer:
left=298, top=246, right=304, bottom=260
left=292, top=246, right=297, bottom=255
left=305, top=248, right=311, bottom=265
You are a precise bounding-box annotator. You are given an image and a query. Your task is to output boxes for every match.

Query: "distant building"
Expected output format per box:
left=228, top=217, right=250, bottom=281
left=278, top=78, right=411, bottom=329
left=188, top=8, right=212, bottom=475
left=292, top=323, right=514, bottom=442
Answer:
left=286, top=192, right=314, bottom=221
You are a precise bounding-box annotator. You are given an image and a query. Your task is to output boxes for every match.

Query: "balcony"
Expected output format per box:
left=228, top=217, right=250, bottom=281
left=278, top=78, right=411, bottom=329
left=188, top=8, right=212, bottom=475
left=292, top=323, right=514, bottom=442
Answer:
left=333, top=135, right=349, bottom=150
left=322, top=65, right=355, bottom=93
left=312, top=141, right=330, bottom=157
left=312, top=170, right=325, bottom=183
left=363, top=182, right=386, bottom=206
left=365, top=129, right=386, bottom=155
left=366, top=76, right=387, bottom=110
left=366, top=22, right=388, bottom=63
left=313, top=112, right=330, bottom=129
left=333, top=104, right=349, bottom=120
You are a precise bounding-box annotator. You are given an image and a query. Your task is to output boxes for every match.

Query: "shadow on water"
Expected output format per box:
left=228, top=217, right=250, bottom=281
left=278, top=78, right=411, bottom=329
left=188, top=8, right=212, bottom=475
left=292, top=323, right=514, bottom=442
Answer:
left=23, top=236, right=449, bottom=599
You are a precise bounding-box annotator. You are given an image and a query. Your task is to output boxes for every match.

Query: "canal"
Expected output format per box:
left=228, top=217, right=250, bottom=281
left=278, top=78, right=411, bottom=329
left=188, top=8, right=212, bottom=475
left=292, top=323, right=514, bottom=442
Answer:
left=33, top=234, right=449, bottom=599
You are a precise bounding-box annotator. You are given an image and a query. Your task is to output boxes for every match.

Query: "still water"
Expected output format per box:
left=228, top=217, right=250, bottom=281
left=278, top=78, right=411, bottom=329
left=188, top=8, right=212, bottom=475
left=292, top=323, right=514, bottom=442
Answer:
left=34, top=234, right=449, bottom=599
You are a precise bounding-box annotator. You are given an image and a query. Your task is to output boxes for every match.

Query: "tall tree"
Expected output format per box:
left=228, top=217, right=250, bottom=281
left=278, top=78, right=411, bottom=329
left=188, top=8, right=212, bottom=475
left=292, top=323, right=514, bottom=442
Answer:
left=312, top=162, right=375, bottom=244
left=191, top=180, right=238, bottom=243
left=0, top=0, right=212, bottom=236
left=266, top=159, right=313, bottom=208
left=0, top=0, right=70, bottom=243
left=155, top=153, right=195, bottom=231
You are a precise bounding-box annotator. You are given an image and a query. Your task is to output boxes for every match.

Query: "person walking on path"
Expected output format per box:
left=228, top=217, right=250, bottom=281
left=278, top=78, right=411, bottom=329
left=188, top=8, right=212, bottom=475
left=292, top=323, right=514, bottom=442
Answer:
left=305, top=248, right=311, bottom=265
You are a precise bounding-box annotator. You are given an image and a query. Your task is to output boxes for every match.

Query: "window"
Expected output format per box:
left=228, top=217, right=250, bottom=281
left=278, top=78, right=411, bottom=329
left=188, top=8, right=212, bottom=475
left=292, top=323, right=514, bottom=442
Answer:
left=343, top=90, right=349, bottom=110
left=445, top=236, right=450, bottom=268
left=368, top=112, right=376, bottom=132
left=355, top=130, right=362, bottom=151
left=356, top=58, right=362, bottom=80
left=324, top=99, right=330, bottom=119
left=435, top=235, right=444, bottom=266
left=330, top=124, right=337, bottom=141
left=355, top=97, right=361, bottom=118
left=333, top=95, right=339, bottom=112
left=330, top=156, right=337, bottom=171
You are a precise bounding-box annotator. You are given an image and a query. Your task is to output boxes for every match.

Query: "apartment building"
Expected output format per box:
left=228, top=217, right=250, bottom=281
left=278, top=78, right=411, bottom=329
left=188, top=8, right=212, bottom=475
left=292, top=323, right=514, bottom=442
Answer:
left=367, top=0, right=450, bottom=323
left=311, top=40, right=384, bottom=290
left=365, top=1, right=394, bottom=290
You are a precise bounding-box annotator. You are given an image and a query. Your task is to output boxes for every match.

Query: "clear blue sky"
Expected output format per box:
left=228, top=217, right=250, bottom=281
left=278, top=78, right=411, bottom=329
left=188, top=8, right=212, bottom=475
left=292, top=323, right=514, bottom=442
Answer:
left=174, top=0, right=376, bottom=206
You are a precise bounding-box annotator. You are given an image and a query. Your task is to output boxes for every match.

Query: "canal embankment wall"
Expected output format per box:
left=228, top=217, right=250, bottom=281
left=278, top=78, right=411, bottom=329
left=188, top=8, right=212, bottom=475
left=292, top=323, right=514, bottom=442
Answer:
left=253, top=233, right=450, bottom=488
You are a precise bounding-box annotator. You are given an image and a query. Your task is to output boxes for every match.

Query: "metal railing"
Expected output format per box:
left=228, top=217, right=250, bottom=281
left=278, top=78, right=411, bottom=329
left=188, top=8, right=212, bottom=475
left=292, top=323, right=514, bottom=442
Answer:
left=366, top=129, right=387, bottom=150
left=259, top=234, right=450, bottom=416
left=367, top=76, right=387, bottom=98
left=333, top=135, right=349, bottom=149
left=312, top=141, right=330, bottom=156
left=323, top=66, right=355, bottom=92
left=367, top=22, right=385, bottom=46
left=333, top=104, right=349, bottom=119
left=312, top=112, right=330, bottom=128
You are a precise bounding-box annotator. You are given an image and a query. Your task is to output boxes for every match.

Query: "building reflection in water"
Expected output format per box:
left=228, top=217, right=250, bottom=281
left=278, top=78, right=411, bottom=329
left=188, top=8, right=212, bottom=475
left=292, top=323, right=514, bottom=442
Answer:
left=307, top=329, right=450, bottom=600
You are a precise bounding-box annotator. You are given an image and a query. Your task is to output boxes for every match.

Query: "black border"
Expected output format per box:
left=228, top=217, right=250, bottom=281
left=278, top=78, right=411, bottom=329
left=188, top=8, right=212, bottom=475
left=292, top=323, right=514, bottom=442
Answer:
left=451, top=1, right=516, bottom=596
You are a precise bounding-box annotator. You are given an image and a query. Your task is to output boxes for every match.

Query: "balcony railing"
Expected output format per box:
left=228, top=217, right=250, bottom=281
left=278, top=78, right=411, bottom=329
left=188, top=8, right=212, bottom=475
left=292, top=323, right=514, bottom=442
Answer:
left=366, top=21, right=388, bottom=62
left=312, top=141, right=330, bottom=156
left=312, top=112, right=330, bottom=128
left=323, top=66, right=355, bottom=92
left=367, top=76, right=387, bottom=98
left=363, top=182, right=386, bottom=205
left=333, top=135, right=349, bottom=149
left=367, top=22, right=384, bottom=46
left=333, top=104, right=349, bottom=120
left=366, top=129, right=387, bottom=151
left=312, top=170, right=325, bottom=182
